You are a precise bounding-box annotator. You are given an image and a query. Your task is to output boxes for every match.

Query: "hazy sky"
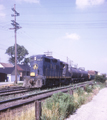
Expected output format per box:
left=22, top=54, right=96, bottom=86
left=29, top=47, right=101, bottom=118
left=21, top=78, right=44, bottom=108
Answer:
left=0, top=0, right=107, bottom=74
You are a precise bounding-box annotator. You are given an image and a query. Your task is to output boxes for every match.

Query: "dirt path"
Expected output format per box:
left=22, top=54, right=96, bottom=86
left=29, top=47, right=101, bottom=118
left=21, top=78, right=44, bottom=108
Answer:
left=66, top=88, right=107, bottom=120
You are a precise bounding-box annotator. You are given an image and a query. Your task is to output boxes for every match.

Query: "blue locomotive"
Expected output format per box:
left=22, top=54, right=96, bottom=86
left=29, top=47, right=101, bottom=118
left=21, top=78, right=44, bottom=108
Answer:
left=23, top=55, right=89, bottom=88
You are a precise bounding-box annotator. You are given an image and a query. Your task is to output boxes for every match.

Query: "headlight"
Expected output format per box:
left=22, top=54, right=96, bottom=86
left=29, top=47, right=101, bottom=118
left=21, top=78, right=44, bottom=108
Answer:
left=30, top=72, right=35, bottom=76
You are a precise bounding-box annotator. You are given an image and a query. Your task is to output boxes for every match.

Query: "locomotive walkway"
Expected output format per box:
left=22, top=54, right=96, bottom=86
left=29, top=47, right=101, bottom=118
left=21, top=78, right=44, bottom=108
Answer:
left=66, top=88, right=107, bottom=120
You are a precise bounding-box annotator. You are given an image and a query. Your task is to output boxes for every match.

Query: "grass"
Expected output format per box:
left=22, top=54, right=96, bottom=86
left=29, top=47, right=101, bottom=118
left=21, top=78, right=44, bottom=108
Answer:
left=1, top=106, right=35, bottom=120
left=41, top=91, right=88, bottom=120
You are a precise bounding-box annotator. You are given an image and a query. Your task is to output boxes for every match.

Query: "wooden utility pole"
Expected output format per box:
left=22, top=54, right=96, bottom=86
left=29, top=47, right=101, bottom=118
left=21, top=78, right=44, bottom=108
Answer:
left=10, top=4, right=21, bottom=84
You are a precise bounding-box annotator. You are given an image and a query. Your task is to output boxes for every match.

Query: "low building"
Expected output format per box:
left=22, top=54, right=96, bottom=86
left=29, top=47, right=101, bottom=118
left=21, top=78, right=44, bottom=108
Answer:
left=0, top=62, right=14, bottom=68
left=0, top=63, right=30, bottom=82
left=17, top=64, right=30, bottom=81
left=0, top=72, right=6, bottom=82
left=0, top=67, right=20, bottom=82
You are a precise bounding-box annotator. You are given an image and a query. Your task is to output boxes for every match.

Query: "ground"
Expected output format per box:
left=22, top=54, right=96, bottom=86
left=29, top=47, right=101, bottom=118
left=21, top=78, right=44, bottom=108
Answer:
left=66, top=88, right=107, bottom=120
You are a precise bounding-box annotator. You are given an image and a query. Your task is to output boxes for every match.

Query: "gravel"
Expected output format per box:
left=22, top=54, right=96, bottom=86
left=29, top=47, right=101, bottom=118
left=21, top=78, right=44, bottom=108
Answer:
left=66, top=88, right=107, bottom=120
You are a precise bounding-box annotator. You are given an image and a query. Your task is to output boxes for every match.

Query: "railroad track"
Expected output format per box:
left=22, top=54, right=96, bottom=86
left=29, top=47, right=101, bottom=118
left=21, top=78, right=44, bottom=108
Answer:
left=0, top=86, right=26, bottom=94
left=0, top=80, right=93, bottom=101
left=0, top=80, right=92, bottom=101
left=0, top=80, right=94, bottom=112
left=0, top=84, right=69, bottom=101
left=0, top=87, right=40, bottom=101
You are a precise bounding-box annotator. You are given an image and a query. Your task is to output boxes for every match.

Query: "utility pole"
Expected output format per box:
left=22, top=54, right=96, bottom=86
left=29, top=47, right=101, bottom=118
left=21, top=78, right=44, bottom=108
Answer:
left=10, top=4, right=21, bottom=84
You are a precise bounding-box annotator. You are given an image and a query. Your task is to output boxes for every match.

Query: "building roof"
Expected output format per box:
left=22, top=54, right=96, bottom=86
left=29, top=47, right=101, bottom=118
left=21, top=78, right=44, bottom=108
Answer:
left=0, top=64, right=30, bottom=74
left=0, top=63, right=14, bottom=68
left=17, top=65, right=24, bottom=71
left=0, top=67, right=14, bottom=74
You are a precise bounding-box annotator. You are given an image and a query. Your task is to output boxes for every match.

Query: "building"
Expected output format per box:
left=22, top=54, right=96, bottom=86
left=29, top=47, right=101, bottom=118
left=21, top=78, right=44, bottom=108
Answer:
left=0, top=67, right=20, bottom=82
left=0, top=62, right=14, bottom=68
left=17, top=64, right=30, bottom=81
left=0, top=63, right=30, bottom=82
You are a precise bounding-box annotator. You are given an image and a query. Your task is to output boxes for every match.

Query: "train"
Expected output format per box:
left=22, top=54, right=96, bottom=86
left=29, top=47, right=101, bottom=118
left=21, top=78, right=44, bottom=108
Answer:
left=23, top=54, right=91, bottom=88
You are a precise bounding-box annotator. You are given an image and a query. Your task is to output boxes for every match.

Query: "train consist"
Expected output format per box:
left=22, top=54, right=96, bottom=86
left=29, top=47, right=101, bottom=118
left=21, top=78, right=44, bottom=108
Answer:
left=23, top=54, right=91, bottom=88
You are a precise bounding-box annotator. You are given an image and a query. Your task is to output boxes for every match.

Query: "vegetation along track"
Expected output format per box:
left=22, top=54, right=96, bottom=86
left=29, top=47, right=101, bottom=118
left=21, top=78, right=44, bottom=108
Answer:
left=0, top=80, right=94, bottom=113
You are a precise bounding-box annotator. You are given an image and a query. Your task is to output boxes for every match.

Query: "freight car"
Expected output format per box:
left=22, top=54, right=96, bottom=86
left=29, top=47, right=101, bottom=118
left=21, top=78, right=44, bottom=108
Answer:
left=23, top=54, right=89, bottom=88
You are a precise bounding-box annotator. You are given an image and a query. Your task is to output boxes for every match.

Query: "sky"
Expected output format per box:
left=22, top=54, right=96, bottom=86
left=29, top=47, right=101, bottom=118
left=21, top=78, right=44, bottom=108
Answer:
left=0, top=0, right=107, bottom=74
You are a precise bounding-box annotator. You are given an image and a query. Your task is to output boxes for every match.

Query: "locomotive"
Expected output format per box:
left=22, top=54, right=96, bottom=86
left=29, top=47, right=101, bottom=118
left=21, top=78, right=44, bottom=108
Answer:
left=23, top=54, right=89, bottom=88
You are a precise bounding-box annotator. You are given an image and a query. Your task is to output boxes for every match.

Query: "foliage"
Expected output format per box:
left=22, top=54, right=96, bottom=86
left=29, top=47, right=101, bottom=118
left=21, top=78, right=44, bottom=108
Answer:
left=42, top=82, right=105, bottom=120
left=95, top=75, right=106, bottom=83
left=77, top=87, right=84, bottom=95
left=23, top=57, right=30, bottom=65
left=42, top=92, right=75, bottom=120
left=77, top=95, right=86, bottom=106
left=85, top=85, right=93, bottom=93
left=5, top=44, right=29, bottom=65
left=1, top=106, right=35, bottom=120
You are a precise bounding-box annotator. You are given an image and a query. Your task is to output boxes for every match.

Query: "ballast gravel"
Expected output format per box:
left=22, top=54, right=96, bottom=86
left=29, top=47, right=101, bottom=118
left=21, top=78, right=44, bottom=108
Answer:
left=66, top=88, right=107, bottom=120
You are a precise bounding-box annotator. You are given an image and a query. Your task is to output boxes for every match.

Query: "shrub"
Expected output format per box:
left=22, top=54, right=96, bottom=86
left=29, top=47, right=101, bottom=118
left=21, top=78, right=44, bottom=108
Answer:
left=95, top=75, right=106, bottom=83
left=77, top=87, right=84, bottom=96
left=42, top=92, right=75, bottom=120
left=42, top=83, right=104, bottom=120
left=78, top=96, right=86, bottom=106
left=85, top=85, right=92, bottom=93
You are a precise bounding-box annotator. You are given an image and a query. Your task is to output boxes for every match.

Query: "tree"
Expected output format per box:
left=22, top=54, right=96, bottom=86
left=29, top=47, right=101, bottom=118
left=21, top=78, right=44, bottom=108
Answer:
left=23, top=57, right=30, bottom=65
left=5, top=44, right=29, bottom=65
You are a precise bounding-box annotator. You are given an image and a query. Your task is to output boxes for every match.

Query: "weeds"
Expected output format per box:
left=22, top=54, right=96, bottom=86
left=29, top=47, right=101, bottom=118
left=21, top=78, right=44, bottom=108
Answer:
left=42, top=91, right=87, bottom=120
left=77, top=87, right=84, bottom=95
left=41, top=82, right=105, bottom=120
left=42, top=92, right=75, bottom=120
left=1, top=106, right=35, bottom=120
left=85, top=85, right=93, bottom=93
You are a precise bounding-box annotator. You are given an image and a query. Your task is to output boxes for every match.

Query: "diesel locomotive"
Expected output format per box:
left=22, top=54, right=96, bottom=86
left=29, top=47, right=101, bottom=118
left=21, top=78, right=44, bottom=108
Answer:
left=23, top=54, right=89, bottom=88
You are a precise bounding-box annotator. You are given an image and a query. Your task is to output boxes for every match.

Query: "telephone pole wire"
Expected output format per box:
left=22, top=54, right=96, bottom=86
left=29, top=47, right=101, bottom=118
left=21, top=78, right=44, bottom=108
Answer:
left=10, top=4, right=22, bottom=84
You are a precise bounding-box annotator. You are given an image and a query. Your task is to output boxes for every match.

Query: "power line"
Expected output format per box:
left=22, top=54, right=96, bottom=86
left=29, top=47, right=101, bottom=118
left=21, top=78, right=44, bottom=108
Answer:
left=18, top=30, right=69, bottom=60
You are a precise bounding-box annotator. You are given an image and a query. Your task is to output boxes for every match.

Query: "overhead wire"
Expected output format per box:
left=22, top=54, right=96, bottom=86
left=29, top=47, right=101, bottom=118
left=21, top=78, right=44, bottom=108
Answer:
left=1, top=4, right=107, bottom=62
left=17, top=30, right=71, bottom=60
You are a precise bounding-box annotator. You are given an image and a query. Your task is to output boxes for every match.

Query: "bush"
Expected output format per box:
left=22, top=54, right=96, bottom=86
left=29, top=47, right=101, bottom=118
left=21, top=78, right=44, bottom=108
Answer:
left=85, top=85, right=93, bottom=93
left=42, top=92, right=75, bottom=120
left=77, top=87, right=84, bottom=95
left=95, top=75, right=106, bottom=83
left=42, top=83, right=104, bottom=120
left=78, top=96, right=86, bottom=106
